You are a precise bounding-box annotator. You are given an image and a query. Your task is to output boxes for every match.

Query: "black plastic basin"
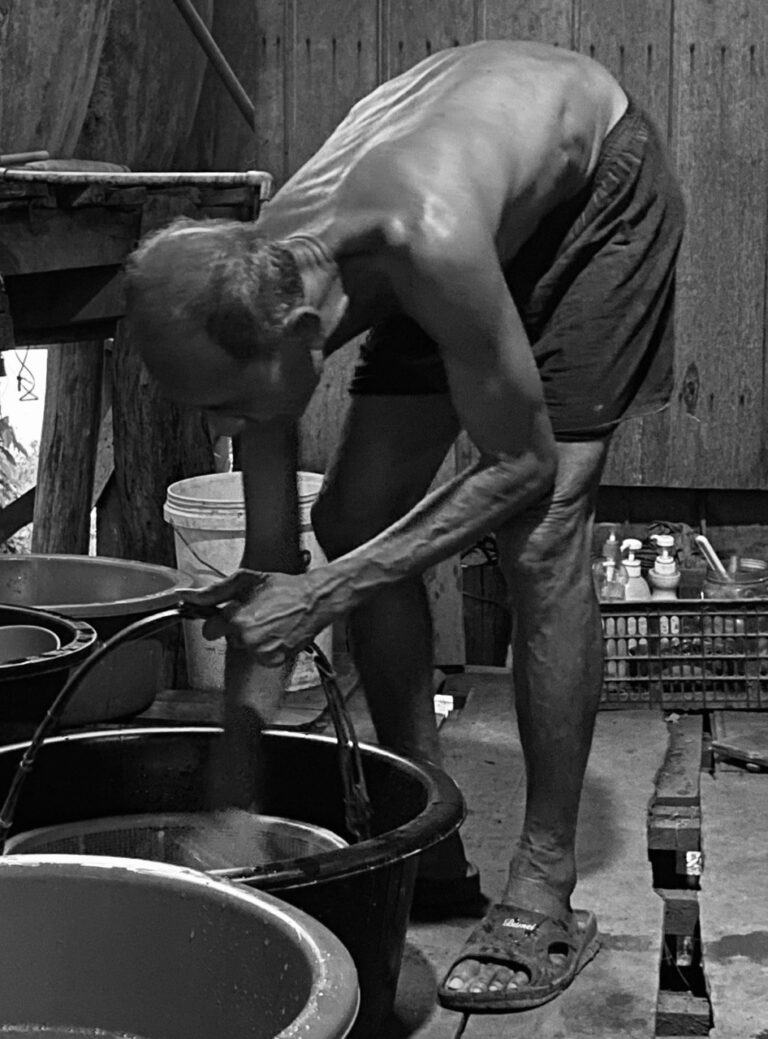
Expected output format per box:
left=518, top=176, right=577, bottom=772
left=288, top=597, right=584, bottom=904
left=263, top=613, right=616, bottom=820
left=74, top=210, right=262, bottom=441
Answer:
left=0, top=725, right=465, bottom=1038
left=0, top=605, right=96, bottom=725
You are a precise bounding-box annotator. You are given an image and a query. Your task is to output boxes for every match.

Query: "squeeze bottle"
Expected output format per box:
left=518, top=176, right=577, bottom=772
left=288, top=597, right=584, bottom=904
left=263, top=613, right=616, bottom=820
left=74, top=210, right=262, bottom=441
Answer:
left=648, top=534, right=680, bottom=601
left=621, top=538, right=651, bottom=602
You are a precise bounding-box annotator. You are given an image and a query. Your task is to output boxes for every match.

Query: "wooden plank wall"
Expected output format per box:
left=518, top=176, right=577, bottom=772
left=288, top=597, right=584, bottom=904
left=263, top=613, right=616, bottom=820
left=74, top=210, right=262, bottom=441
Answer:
left=207, top=0, right=768, bottom=490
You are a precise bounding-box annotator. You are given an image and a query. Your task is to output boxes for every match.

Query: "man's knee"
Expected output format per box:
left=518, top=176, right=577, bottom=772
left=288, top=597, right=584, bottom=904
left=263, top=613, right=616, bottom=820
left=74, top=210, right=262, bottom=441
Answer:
left=497, top=441, right=608, bottom=584
left=498, top=494, right=589, bottom=580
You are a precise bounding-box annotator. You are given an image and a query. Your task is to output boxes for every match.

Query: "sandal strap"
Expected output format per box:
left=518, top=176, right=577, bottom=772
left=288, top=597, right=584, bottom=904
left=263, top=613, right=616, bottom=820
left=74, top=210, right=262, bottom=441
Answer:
left=451, top=904, right=584, bottom=985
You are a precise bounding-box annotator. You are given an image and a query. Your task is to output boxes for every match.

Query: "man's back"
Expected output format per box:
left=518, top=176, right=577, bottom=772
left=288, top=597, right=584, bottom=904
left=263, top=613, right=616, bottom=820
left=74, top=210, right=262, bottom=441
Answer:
left=258, top=40, right=627, bottom=262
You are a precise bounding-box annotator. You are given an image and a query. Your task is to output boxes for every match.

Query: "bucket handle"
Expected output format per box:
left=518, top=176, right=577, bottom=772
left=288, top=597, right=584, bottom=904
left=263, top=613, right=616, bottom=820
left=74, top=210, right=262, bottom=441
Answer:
left=0, top=606, right=372, bottom=850
left=308, top=642, right=372, bottom=843
left=173, top=526, right=312, bottom=583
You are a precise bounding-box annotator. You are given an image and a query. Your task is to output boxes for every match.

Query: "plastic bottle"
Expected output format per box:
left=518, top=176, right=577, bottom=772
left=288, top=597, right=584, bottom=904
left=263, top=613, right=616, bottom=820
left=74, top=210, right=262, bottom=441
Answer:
left=648, top=534, right=680, bottom=601
left=601, top=526, right=621, bottom=565
left=593, top=558, right=629, bottom=601
left=592, top=526, right=629, bottom=601
left=621, top=538, right=651, bottom=602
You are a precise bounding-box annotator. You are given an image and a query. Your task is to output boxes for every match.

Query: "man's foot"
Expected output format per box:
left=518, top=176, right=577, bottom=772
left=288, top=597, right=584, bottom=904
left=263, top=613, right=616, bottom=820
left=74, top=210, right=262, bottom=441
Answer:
left=436, top=902, right=600, bottom=1013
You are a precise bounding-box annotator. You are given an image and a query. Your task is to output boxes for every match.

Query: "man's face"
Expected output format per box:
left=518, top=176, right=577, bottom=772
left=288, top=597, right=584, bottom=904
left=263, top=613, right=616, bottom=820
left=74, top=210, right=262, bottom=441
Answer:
left=126, top=225, right=325, bottom=432
left=136, top=319, right=322, bottom=434
left=204, top=339, right=324, bottom=436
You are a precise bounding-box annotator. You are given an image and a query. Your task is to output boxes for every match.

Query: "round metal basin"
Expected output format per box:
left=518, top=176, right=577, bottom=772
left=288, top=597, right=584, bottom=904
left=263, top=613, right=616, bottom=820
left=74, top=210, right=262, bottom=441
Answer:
left=0, top=554, right=188, bottom=621
left=0, top=855, right=359, bottom=1039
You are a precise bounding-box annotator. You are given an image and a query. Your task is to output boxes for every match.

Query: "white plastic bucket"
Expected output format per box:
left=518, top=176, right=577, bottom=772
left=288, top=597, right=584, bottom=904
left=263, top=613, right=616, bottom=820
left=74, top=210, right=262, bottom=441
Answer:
left=163, top=471, right=331, bottom=692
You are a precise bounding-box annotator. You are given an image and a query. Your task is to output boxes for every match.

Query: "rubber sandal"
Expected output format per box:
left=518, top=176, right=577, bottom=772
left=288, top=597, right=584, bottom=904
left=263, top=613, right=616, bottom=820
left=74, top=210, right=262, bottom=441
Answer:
left=410, top=861, right=488, bottom=920
left=437, top=902, right=600, bottom=1012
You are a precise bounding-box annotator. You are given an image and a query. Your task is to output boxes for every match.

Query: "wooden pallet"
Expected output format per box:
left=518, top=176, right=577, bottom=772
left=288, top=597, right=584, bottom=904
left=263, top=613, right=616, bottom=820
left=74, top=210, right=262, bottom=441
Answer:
left=699, top=768, right=768, bottom=1038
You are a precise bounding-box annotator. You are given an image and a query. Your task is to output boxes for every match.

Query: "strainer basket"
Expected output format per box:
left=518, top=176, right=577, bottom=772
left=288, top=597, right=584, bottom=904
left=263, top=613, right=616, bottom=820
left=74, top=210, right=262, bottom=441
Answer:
left=4, top=812, right=348, bottom=872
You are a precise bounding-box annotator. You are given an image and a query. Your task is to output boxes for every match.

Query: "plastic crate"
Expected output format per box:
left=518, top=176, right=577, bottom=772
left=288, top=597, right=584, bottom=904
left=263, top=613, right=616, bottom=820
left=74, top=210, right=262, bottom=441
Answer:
left=600, top=598, right=768, bottom=709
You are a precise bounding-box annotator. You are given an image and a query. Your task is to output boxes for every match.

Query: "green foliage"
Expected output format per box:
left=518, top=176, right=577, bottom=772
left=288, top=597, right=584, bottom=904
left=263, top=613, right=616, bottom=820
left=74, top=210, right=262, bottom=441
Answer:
left=0, top=414, right=35, bottom=554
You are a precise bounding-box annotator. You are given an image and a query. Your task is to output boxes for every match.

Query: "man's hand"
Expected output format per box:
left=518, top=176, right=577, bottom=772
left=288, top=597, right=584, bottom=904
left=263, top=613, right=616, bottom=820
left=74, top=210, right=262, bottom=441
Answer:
left=180, top=569, right=327, bottom=667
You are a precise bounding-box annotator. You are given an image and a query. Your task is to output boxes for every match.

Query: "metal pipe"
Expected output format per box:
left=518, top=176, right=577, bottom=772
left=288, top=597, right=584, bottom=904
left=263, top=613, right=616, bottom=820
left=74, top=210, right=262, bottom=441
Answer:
left=170, top=0, right=256, bottom=131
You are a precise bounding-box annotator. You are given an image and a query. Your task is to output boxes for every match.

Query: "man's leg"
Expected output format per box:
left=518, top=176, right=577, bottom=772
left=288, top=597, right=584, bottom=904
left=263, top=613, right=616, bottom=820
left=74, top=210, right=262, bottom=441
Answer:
left=442, top=438, right=609, bottom=999
left=312, top=393, right=469, bottom=880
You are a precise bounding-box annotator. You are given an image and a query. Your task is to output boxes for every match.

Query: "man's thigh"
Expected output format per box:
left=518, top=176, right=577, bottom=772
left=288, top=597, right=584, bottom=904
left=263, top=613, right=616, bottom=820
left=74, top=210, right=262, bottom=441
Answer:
left=314, top=393, right=461, bottom=547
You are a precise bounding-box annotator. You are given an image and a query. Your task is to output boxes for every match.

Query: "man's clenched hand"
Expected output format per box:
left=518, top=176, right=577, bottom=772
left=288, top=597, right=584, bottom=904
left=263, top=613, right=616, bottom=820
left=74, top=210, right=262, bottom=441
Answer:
left=181, top=569, right=328, bottom=668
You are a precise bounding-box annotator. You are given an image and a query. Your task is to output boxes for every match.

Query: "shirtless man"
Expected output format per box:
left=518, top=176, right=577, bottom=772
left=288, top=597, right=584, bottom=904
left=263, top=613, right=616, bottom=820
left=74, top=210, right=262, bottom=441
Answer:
left=125, top=40, right=685, bottom=1012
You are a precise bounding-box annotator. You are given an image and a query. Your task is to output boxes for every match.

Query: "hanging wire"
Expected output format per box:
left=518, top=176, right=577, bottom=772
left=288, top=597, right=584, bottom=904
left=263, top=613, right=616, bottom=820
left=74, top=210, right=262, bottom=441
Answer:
left=176, top=526, right=311, bottom=581
left=176, top=526, right=228, bottom=580
left=14, top=349, right=37, bottom=401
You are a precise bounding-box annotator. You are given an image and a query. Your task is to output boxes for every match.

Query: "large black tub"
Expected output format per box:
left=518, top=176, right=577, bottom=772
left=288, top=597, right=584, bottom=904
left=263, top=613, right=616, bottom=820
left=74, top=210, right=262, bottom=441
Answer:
left=0, top=725, right=465, bottom=1038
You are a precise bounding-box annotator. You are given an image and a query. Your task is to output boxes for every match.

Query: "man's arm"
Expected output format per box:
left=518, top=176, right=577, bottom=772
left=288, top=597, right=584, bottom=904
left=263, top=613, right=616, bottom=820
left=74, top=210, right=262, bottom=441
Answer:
left=228, top=420, right=303, bottom=697
left=212, top=421, right=302, bottom=808
left=401, top=227, right=556, bottom=459
left=297, top=236, right=559, bottom=617
left=237, top=420, right=303, bottom=574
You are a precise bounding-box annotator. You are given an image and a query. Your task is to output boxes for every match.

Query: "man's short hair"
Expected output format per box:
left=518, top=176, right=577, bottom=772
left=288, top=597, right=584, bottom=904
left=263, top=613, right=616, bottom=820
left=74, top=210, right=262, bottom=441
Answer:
left=126, top=217, right=305, bottom=360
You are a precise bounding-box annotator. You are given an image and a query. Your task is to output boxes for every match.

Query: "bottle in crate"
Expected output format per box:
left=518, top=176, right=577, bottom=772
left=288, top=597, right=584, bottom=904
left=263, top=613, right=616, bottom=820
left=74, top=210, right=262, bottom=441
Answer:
left=593, top=526, right=628, bottom=601
left=621, top=539, right=651, bottom=602
left=649, top=534, right=680, bottom=601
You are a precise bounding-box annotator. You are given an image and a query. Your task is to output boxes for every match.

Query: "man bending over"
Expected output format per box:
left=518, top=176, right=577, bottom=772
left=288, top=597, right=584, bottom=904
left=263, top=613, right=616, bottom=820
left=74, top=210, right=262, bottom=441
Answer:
left=126, top=39, right=684, bottom=1013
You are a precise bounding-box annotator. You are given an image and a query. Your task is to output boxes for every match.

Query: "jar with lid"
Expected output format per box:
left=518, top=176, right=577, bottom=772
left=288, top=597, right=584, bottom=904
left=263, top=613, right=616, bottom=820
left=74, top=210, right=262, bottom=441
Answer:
left=702, top=557, right=768, bottom=599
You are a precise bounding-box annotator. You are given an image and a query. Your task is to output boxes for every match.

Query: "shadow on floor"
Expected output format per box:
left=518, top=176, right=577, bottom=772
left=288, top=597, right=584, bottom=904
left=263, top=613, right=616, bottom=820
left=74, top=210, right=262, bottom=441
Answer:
left=576, top=771, right=628, bottom=879
left=385, top=942, right=441, bottom=1038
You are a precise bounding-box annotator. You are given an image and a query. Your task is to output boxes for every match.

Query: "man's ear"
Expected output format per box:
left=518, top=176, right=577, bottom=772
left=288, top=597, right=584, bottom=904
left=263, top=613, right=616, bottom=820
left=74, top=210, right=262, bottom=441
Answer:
left=283, top=306, right=321, bottom=343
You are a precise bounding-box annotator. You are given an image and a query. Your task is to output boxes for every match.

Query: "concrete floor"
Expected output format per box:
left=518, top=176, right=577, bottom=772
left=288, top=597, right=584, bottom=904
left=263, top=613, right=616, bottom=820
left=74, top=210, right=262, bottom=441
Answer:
left=143, top=667, right=768, bottom=1038
left=382, top=674, right=668, bottom=1039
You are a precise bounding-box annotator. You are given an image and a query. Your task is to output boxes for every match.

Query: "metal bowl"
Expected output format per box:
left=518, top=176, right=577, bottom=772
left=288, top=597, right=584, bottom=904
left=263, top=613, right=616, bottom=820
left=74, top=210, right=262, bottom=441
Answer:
left=0, top=725, right=465, bottom=1038
left=0, top=854, right=359, bottom=1039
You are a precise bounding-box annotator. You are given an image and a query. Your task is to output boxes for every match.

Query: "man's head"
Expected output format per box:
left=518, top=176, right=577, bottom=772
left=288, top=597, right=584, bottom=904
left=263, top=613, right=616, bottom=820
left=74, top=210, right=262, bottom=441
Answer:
left=124, top=218, right=323, bottom=426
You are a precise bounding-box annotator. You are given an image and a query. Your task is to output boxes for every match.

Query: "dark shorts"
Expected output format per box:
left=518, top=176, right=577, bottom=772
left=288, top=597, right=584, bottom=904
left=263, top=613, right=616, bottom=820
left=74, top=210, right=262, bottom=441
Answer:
left=350, top=98, right=686, bottom=441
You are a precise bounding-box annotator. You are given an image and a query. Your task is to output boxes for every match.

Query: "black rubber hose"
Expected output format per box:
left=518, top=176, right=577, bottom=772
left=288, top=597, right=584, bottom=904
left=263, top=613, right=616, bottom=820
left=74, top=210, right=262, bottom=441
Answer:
left=0, top=607, right=185, bottom=849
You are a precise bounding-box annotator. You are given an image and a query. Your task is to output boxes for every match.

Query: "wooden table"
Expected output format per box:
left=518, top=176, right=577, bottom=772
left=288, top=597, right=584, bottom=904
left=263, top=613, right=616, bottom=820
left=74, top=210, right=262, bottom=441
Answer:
left=0, top=167, right=271, bottom=346
left=0, top=166, right=272, bottom=569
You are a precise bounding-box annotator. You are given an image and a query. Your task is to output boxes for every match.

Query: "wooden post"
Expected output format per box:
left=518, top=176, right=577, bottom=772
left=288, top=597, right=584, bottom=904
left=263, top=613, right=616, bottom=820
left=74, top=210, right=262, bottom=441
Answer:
left=32, top=341, right=104, bottom=554
left=95, top=340, right=119, bottom=557
left=109, top=322, right=214, bottom=567
left=109, top=323, right=215, bottom=690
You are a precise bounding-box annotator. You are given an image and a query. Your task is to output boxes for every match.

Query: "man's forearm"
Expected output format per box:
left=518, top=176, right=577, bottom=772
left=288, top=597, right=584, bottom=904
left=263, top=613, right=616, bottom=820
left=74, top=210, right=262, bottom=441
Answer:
left=308, top=445, right=556, bottom=618
left=227, top=420, right=302, bottom=720
left=238, top=420, right=303, bottom=573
